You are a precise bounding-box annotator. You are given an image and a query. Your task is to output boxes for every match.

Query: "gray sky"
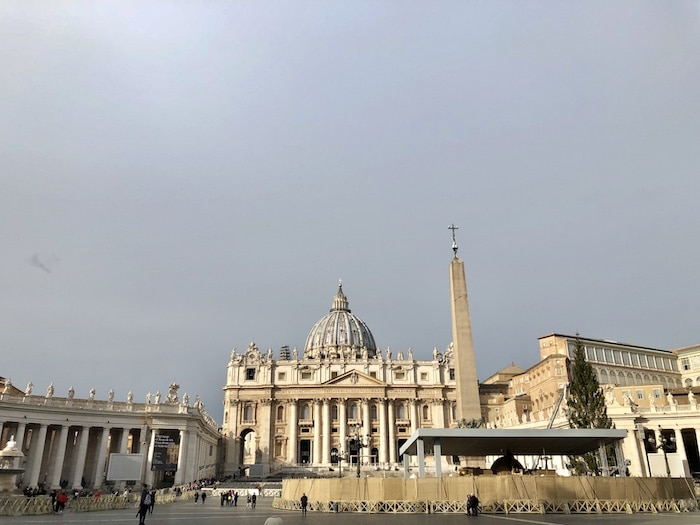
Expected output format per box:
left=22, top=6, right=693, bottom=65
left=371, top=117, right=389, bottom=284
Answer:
left=2, top=2, right=699, bottom=424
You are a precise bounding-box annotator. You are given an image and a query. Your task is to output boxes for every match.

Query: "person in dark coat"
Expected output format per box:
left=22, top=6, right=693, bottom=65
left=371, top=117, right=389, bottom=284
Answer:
left=137, top=485, right=150, bottom=525
left=300, top=493, right=308, bottom=515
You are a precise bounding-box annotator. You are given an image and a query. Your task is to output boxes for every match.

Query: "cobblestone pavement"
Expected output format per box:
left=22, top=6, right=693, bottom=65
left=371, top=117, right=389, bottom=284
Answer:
left=1, top=498, right=699, bottom=525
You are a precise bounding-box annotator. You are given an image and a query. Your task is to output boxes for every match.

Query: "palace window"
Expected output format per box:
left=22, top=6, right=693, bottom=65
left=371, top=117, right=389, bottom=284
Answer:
left=396, top=404, right=406, bottom=420
left=300, top=403, right=311, bottom=420
left=243, top=404, right=254, bottom=422
left=636, top=390, right=644, bottom=400
left=449, top=369, right=455, bottom=381
left=277, top=405, right=284, bottom=421
left=246, top=368, right=256, bottom=380
left=349, top=403, right=359, bottom=420
left=301, top=371, right=312, bottom=380
left=369, top=371, right=377, bottom=378
left=395, top=371, right=405, bottom=380
left=331, top=405, right=338, bottom=420
left=370, top=405, right=378, bottom=421
left=277, top=372, right=286, bottom=381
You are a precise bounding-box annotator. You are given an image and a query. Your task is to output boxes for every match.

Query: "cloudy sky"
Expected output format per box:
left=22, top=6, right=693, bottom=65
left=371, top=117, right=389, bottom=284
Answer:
left=2, top=2, right=699, bottom=423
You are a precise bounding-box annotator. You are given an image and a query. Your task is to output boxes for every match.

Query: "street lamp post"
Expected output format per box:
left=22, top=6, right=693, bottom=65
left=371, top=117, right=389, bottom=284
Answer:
left=648, top=431, right=675, bottom=477
left=348, top=424, right=370, bottom=478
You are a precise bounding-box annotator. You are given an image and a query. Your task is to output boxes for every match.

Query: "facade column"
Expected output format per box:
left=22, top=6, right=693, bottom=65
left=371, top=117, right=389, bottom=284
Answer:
left=70, top=426, right=91, bottom=489
left=378, top=398, right=388, bottom=464
left=174, top=429, right=189, bottom=486
left=288, top=400, right=298, bottom=464
left=49, top=425, right=70, bottom=489
left=312, top=400, right=322, bottom=465
left=362, top=399, right=371, bottom=464
left=92, top=427, right=111, bottom=489
left=322, top=399, right=331, bottom=465
left=433, top=399, right=446, bottom=428
left=388, top=400, right=397, bottom=464
left=26, top=424, right=48, bottom=488
left=410, top=400, right=419, bottom=434
left=338, top=400, right=347, bottom=469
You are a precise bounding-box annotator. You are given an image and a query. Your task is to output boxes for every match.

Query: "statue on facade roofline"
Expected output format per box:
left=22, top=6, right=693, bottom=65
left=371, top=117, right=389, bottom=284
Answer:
left=108, top=389, right=115, bottom=402
left=2, top=379, right=10, bottom=394
left=25, top=382, right=33, bottom=396
left=68, top=386, right=75, bottom=399
left=688, top=389, right=696, bottom=405
left=46, top=383, right=54, bottom=398
left=127, top=391, right=133, bottom=403
left=183, top=392, right=190, bottom=406
left=146, top=391, right=152, bottom=404
left=89, top=388, right=96, bottom=400
left=166, top=382, right=179, bottom=403
left=155, top=391, right=161, bottom=404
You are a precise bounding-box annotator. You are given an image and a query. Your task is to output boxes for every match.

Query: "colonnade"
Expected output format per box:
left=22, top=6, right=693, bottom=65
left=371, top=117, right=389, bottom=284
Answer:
left=0, top=421, right=138, bottom=489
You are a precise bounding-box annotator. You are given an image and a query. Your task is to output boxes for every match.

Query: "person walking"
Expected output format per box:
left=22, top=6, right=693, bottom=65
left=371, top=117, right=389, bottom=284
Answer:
left=201, top=491, right=207, bottom=504
left=300, top=493, right=308, bottom=516
left=149, top=490, right=156, bottom=514
left=137, top=485, right=151, bottom=525
left=194, top=491, right=199, bottom=504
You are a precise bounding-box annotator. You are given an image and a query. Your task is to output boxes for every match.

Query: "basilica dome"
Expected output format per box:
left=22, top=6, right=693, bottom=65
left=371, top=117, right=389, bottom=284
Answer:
left=303, top=282, right=377, bottom=360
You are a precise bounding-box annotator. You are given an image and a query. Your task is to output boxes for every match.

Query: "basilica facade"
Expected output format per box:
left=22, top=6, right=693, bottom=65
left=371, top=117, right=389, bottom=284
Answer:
left=221, top=282, right=461, bottom=476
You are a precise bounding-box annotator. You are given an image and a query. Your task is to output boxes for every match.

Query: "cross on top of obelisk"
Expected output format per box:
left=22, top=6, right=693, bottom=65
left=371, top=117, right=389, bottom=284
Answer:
left=448, top=223, right=459, bottom=256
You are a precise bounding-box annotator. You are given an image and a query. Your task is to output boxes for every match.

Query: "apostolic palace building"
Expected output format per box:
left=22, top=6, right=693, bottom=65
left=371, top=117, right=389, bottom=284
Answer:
left=3, top=236, right=700, bottom=490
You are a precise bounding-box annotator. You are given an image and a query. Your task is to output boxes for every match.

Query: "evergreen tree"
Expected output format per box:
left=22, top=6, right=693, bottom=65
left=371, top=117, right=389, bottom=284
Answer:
left=565, top=335, right=612, bottom=474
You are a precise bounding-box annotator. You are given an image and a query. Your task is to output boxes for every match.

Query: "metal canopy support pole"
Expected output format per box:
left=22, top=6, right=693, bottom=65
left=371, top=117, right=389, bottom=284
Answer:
left=403, top=452, right=410, bottom=478
left=417, top=438, right=425, bottom=478
left=598, top=441, right=609, bottom=477
left=434, top=438, right=442, bottom=478
left=614, top=441, right=627, bottom=477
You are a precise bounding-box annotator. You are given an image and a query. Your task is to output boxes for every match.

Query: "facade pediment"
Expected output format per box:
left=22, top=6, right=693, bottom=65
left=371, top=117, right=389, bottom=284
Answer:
left=323, top=370, right=386, bottom=387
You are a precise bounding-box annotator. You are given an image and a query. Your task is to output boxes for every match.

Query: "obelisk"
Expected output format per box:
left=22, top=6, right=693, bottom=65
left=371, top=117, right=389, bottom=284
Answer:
left=448, top=224, right=481, bottom=423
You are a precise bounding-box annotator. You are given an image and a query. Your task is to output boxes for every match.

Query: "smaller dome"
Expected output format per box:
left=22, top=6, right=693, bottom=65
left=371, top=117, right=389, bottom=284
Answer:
left=304, top=282, right=377, bottom=360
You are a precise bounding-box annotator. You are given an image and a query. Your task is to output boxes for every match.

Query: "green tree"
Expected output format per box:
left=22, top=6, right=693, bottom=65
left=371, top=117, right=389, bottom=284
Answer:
left=565, top=335, right=612, bottom=474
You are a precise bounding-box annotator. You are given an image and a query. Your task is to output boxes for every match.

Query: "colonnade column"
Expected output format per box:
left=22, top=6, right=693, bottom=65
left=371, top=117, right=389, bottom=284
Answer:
left=312, top=400, right=321, bottom=465
left=288, top=401, right=298, bottom=464
left=145, top=429, right=156, bottom=487
left=362, top=399, right=370, bottom=464
left=26, top=424, right=48, bottom=487
left=14, top=422, right=27, bottom=452
left=71, top=426, right=91, bottom=489
left=388, top=401, right=397, bottom=464
left=48, top=425, right=69, bottom=489
left=674, top=428, right=689, bottom=476
left=322, top=399, right=331, bottom=465
left=378, top=398, right=388, bottom=464
left=174, top=429, right=189, bottom=486
left=92, top=427, right=111, bottom=489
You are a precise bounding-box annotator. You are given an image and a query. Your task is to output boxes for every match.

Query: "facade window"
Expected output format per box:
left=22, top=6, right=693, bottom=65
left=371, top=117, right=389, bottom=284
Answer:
left=631, top=354, right=640, bottom=367
left=449, top=369, right=455, bottom=381
left=422, top=405, right=429, bottom=419
left=396, top=404, right=406, bottom=420
left=277, top=405, right=284, bottom=421
left=370, top=405, right=378, bottom=420
left=636, top=390, right=644, bottom=400
left=604, top=349, right=613, bottom=362
left=277, top=372, right=286, bottom=381
left=301, top=372, right=312, bottom=380
left=331, top=371, right=338, bottom=379
left=586, top=347, right=595, bottom=360
left=622, top=352, right=631, bottom=365
left=613, top=350, right=622, bottom=364
left=246, top=368, right=256, bottom=380
left=555, top=367, right=563, bottom=376
left=369, top=371, right=377, bottom=378
left=331, top=405, right=338, bottom=420
left=300, top=403, right=311, bottom=420
left=244, top=404, right=254, bottom=422
left=421, top=372, right=428, bottom=381
left=654, top=389, right=662, bottom=399
left=395, top=371, right=405, bottom=380
left=349, top=403, right=359, bottom=420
